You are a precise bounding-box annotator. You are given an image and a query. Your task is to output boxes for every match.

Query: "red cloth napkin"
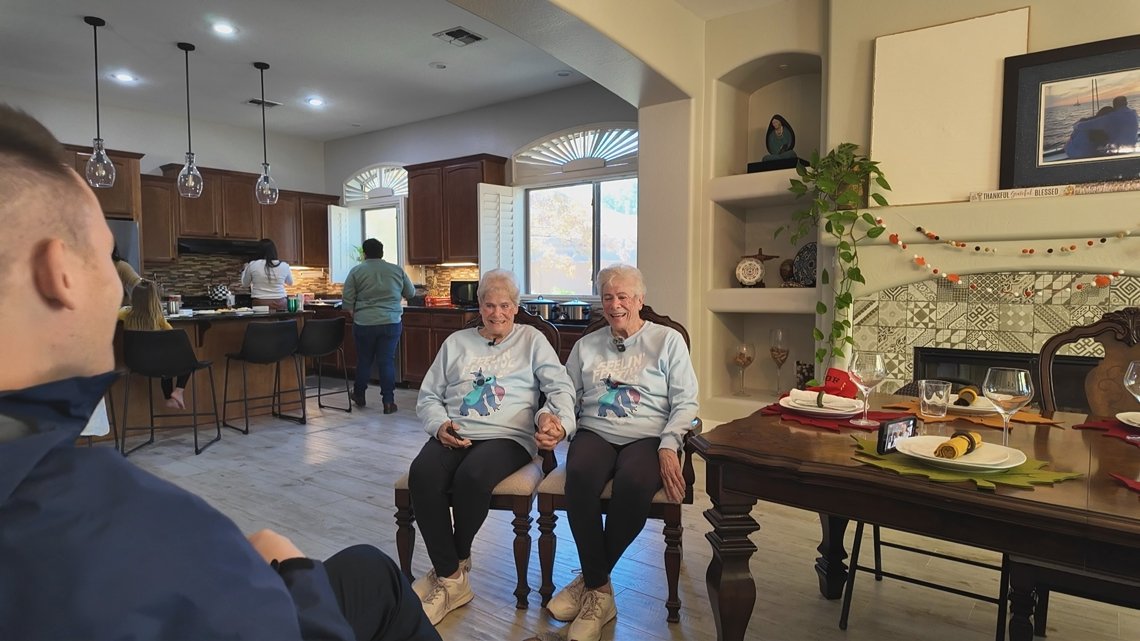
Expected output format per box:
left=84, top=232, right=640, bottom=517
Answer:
left=806, top=368, right=860, bottom=399
left=1073, top=417, right=1140, bottom=449
left=1110, top=473, right=1140, bottom=496
left=760, top=403, right=906, bottom=432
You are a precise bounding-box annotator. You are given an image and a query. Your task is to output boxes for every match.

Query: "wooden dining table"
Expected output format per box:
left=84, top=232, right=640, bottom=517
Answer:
left=690, top=399, right=1140, bottom=641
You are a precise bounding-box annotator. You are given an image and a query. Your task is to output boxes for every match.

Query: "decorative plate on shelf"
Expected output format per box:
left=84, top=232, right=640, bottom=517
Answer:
left=792, top=242, right=817, bottom=287
left=735, top=247, right=779, bottom=288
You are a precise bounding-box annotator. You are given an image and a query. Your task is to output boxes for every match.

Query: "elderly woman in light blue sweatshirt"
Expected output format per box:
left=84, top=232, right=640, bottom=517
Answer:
left=547, top=264, right=699, bottom=641
left=409, top=269, right=575, bottom=627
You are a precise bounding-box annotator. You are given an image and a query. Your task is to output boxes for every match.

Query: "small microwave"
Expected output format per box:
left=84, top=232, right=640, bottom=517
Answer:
left=449, top=280, right=479, bottom=307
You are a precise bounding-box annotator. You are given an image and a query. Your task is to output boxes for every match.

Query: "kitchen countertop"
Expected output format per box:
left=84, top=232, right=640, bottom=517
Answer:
left=166, top=310, right=312, bottom=322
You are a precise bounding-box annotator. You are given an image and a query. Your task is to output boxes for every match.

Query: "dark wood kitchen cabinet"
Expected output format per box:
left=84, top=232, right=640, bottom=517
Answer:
left=64, top=144, right=143, bottom=220
left=139, top=175, right=177, bottom=265
left=300, top=194, right=339, bottom=268
left=401, top=308, right=479, bottom=385
left=261, top=191, right=300, bottom=263
left=220, top=174, right=262, bottom=240
left=405, top=154, right=506, bottom=265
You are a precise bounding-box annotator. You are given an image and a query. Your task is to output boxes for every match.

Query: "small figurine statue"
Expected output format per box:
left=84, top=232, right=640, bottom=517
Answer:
left=748, top=113, right=803, bottom=173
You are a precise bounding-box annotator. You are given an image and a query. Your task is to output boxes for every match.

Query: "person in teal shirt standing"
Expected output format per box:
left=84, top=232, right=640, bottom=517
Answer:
left=342, top=238, right=415, bottom=413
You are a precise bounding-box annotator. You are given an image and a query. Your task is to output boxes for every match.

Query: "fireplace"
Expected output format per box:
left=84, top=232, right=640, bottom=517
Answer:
left=913, top=347, right=1098, bottom=414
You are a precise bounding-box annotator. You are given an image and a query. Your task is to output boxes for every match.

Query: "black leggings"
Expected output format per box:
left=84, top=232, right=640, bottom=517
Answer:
left=408, top=437, right=531, bottom=577
left=565, top=430, right=662, bottom=589
left=324, top=544, right=440, bottom=641
left=160, top=375, right=190, bottom=399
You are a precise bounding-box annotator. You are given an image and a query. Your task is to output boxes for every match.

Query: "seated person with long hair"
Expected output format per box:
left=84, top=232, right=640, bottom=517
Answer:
left=119, top=279, right=188, bottom=409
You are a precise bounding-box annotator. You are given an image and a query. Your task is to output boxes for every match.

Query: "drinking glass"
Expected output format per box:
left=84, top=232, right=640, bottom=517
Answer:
left=982, top=367, right=1034, bottom=447
left=1125, top=360, right=1140, bottom=402
left=731, top=343, right=756, bottom=396
left=769, top=329, right=789, bottom=395
left=848, top=350, right=887, bottom=427
left=918, top=379, right=952, bottom=418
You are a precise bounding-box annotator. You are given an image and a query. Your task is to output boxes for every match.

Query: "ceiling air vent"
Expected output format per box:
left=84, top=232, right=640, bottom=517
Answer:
left=433, top=27, right=485, bottom=46
left=247, top=98, right=282, bottom=108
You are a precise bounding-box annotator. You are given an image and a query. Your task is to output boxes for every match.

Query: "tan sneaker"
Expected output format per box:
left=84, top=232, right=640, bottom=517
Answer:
left=420, top=570, right=474, bottom=626
left=413, top=558, right=471, bottom=602
left=546, top=573, right=586, bottom=621
left=567, top=589, right=617, bottom=641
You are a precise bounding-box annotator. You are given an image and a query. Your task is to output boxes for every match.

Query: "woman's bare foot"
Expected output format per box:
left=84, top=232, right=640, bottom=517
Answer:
left=165, top=397, right=182, bottom=410
left=170, top=389, right=186, bottom=409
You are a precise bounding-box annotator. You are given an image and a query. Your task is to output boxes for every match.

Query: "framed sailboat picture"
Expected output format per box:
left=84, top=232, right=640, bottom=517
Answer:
left=999, top=34, right=1140, bottom=189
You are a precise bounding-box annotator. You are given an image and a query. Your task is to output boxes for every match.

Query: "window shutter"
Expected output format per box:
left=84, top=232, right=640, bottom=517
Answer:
left=478, top=183, right=521, bottom=279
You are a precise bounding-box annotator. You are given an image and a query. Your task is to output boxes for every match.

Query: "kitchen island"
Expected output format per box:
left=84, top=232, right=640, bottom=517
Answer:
left=105, top=310, right=313, bottom=446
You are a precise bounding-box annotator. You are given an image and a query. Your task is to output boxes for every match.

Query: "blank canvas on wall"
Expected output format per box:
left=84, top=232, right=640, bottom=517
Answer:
left=869, top=8, right=1029, bottom=205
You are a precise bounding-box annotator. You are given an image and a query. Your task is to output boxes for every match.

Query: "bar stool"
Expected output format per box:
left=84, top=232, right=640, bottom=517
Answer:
left=296, top=317, right=351, bottom=412
left=222, top=320, right=306, bottom=434
left=120, top=330, right=222, bottom=456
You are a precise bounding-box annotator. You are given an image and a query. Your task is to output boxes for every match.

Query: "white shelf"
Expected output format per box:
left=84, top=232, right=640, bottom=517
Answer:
left=707, top=168, right=800, bottom=209
left=702, top=389, right=779, bottom=424
left=706, top=287, right=817, bottom=314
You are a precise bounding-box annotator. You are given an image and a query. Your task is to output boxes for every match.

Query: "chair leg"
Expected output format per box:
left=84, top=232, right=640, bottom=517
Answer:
left=241, top=361, right=251, bottom=434
left=120, top=371, right=131, bottom=456
left=537, top=493, right=557, bottom=607
left=272, top=361, right=282, bottom=417
left=201, top=365, right=222, bottom=452
left=147, top=376, right=156, bottom=444
left=873, top=524, right=883, bottom=581
left=294, top=354, right=307, bottom=424
left=191, top=369, right=200, bottom=454
left=313, top=356, right=325, bottom=408
left=340, top=348, right=352, bottom=413
left=393, top=488, right=416, bottom=581
left=511, top=497, right=533, bottom=609
left=105, top=390, right=119, bottom=451
left=839, top=521, right=866, bottom=630
left=1034, top=588, right=1050, bottom=637
left=663, top=504, right=683, bottom=623
left=996, top=555, right=1010, bottom=641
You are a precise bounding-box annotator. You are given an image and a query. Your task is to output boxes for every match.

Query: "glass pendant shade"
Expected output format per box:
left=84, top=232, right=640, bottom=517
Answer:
left=256, top=163, right=279, bottom=205
left=86, top=137, right=116, bottom=188
left=177, top=152, right=203, bottom=198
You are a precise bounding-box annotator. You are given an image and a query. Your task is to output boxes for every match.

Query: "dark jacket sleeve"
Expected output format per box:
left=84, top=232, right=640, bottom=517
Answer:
left=275, top=558, right=356, bottom=641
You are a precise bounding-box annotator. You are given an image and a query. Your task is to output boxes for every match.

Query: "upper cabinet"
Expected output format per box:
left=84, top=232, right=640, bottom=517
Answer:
left=139, top=174, right=177, bottom=264
left=405, top=154, right=506, bottom=265
left=219, top=173, right=263, bottom=240
left=261, top=191, right=300, bottom=263
left=300, top=195, right=339, bottom=268
left=64, top=144, right=143, bottom=220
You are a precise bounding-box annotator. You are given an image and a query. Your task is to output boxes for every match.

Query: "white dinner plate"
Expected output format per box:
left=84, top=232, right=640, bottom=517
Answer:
left=895, top=435, right=1026, bottom=473
left=946, top=394, right=1000, bottom=416
left=1115, top=412, right=1140, bottom=428
left=778, top=396, right=863, bottom=419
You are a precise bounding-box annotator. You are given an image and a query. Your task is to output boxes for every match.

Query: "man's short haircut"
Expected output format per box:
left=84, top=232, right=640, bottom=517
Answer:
left=362, top=238, right=384, bottom=259
left=1114, top=95, right=1129, bottom=109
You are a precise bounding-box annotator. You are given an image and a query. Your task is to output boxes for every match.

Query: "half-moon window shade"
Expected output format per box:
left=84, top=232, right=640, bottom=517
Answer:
left=344, top=165, right=408, bottom=201
left=513, top=122, right=638, bottom=185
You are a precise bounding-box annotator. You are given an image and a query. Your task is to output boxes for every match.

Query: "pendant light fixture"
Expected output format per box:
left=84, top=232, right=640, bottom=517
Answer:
left=83, top=16, right=116, bottom=188
left=253, top=61, right=279, bottom=205
left=176, top=42, right=203, bottom=198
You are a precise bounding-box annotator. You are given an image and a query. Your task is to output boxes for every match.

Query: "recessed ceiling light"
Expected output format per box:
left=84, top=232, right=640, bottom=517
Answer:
left=212, top=21, right=237, bottom=36
left=555, top=69, right=573, bottom=78
left=428, top=61, right=447, bottom=70
left=305, top=96, right=325, bottom=107
left=110, top=71, right=137, bottom=83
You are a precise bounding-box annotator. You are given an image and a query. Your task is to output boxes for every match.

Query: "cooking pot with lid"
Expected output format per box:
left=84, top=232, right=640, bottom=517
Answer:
left=558, top=299, right=591, bottom=322
left=523, top=297, right=557, bottom=320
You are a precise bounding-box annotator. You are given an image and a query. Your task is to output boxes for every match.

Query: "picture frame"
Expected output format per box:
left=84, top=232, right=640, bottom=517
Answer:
left=876, top=414, right=918, bottom=455
left=999, top=34, right=1140, bottom=189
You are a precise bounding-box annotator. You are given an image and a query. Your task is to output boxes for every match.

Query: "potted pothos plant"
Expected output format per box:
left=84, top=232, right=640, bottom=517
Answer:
left=776, top=142, right=891, bottom=366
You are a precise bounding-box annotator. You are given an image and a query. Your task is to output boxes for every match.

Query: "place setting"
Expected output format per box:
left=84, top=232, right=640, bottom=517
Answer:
left=1074, top=360, right=1140, bottom=450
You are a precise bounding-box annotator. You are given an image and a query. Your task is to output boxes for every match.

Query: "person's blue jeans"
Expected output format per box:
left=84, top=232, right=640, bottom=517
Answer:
left=353, top=322, right=402, bottom=404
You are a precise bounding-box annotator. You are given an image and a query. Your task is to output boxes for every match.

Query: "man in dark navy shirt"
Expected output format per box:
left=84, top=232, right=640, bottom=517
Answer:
left=0, top=104, right=439, bottom=641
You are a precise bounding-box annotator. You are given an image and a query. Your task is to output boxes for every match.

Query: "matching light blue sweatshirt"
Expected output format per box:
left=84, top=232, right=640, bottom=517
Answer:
left=416, top=325, right=576, bottom=458
left=566, top=320, right=700, bottom=451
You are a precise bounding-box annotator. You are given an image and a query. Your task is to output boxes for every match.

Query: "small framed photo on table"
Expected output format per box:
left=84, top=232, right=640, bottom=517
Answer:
left=999, top=34, right=1140, bottom=189
left=877, top=415, right=918, bottom=455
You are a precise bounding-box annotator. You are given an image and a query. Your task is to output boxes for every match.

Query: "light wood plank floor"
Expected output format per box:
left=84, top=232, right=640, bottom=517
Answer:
left=116, top=385, right=1136, bottom=640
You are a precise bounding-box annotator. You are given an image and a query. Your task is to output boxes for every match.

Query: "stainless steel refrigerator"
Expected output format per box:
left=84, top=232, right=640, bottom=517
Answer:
left=106, top=219, right=141, bottom=274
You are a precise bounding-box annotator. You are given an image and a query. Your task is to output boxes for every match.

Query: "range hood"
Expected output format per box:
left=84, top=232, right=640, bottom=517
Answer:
left=177, top=238, right=263, bottom=257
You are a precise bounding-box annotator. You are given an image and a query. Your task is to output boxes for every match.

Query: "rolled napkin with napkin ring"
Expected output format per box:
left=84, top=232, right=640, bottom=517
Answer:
left=787, top=388, right=856, bottom=409
left=935, top=430, right=983, bottom=459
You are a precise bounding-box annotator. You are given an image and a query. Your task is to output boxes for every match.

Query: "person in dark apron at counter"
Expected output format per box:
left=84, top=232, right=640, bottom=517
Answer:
left=241, top=238, right=293, bottom=311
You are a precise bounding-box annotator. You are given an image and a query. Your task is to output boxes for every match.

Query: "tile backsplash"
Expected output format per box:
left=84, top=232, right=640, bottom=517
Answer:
left=146, top=254, right=340, bottom=298
left=854, top=271, right=1140, bottom=393
left=424, top=265, right=480, bottom=297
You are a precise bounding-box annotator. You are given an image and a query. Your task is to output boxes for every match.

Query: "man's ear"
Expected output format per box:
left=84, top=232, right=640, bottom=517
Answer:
left=31, top=238, right=80, bottom=310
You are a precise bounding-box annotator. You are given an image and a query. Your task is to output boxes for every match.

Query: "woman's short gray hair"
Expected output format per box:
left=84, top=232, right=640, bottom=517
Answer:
left=477, top=269, right=521, bottom=305
left=596, top=264, right=646, bottom=297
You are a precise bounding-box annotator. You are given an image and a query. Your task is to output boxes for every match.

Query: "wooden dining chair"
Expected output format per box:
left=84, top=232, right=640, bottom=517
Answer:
left=535, top=305, right=702, bottom=623
left=1015, top=306, right=1140, bottom=635
left=392, top=307, right=559, bottom=609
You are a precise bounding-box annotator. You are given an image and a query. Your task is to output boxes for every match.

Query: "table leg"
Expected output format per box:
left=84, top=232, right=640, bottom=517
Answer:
left=1007, top=561, right=1036, bottom=641
left=816, top=513, right=850, bottom=599
left=704, top=491, right=759, bottom=641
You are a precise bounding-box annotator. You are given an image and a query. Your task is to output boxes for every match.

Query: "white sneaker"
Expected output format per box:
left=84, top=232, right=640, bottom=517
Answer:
left=420, top=570, right=474, bottom=626
left=547, top=573, right=587, bottom=621
left=567, top=589, right=617, bottom=641
left=412, top=558, right=471, bottom=602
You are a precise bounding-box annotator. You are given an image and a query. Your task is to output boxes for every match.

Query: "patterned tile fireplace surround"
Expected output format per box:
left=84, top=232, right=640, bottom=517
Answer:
left=854, top=271, right=1140, bottom=394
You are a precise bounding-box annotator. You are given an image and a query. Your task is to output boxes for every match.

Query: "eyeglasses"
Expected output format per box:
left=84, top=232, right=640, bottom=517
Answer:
left=613, top=337, right=626, bottom=352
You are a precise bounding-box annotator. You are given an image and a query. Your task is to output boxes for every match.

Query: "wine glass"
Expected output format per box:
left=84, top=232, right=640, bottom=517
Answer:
left=731, top=343, right=756, bottom=396
left=769, top=329, right=789, bottom=395
left=848, top=351, right=888, bottom=427
left=982, top=367, right=1034, bottom=447
left=1125, top=360, right=1140, bottom=402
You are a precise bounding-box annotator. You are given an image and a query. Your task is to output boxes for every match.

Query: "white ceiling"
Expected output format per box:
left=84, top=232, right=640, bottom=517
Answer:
left=673, top=0, right=784, bottom=20
left=0, top=0, right=596, bottom=142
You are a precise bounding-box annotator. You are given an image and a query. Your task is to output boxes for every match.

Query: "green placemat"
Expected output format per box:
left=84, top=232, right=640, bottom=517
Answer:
left=852, top=436, right=1082, bottom=491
